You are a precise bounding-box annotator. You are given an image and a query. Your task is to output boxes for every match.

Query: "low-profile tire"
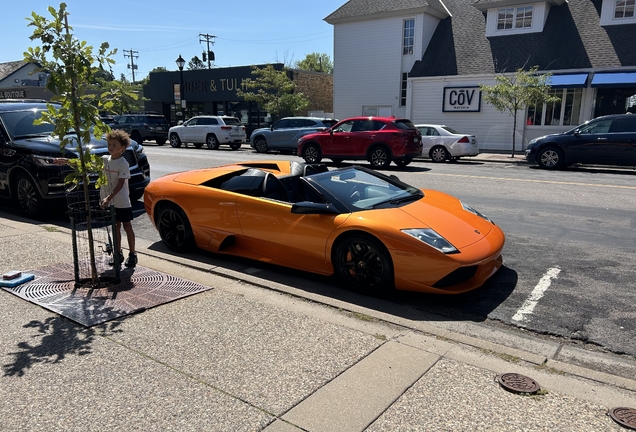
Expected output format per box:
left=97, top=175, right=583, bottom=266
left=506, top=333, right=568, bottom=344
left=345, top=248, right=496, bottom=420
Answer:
left=537, top=146, right=564, bottom=170
left=156, top=203, right=195, bottom=252
left=430, top=146, right=449, bottom=163
left=394, top=157, right=412, bottom=168
left=13, top=172, right=44, bottom=219
left=131, top=131, right=143, bottom=145
left=230, top=142, right=242, bottom=150
left=302, top=143, right=322, bottom=163
left=156, top=138, right=166, bottom=146
left=369, top=146, right=391, bottom=169
left=333, top=233, right=394, bottom=294
left=206, top=134, right=220, bottom=150
left=253, top=137, right=268, bottom=153
left=193, top=143, right=203, bottom=149
left=169, top=133, right=182, bottom=148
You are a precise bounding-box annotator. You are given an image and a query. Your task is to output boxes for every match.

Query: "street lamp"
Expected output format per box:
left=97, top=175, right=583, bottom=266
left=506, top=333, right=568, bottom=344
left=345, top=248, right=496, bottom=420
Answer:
left=175, top=54, right=185, bottom=124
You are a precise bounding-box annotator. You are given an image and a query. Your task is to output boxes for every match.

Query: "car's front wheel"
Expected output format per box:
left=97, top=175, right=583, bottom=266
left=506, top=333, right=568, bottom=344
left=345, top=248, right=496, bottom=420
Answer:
left=537, top=146, right=564, bottom=169
left=206, top=134, right=220, bottom=150
left=369, top=146, right=391, bottom=169
left=253, top=137, right=268, bottom=153
left=430, top=146, right=449, bottom=163
left=156, top=138, right=166, bottom=146
left=156, top=204, right=195, bottom=252
left=13, top=173, right=44, bottom=219
left=230, top=143, right=242, bottom=150
left=169, top=134, right=182, bottom=148
left=333, top=233, right=394, bottom=294
left=302, top=143, right=322, bottom=163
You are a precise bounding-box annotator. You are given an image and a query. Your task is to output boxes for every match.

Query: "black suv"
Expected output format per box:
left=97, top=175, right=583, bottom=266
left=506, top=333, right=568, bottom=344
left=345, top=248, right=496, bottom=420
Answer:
left=525, top=114, right=636, bottom=169
left=110, top=113, right=170, bottom=145
left=0, top=100, right=151, bottom=219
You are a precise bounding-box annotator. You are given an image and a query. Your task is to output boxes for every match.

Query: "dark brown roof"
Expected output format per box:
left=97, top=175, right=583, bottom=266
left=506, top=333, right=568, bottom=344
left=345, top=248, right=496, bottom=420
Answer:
left=409, top=0, right=636, bottom=77
left=0, top=61, right=29, bottom=82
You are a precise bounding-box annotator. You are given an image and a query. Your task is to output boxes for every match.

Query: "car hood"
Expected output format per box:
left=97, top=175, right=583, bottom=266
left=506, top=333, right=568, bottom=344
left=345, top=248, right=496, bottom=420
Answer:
left=529, top=132, right=570, bottom=147
left=11, top=134, right=111, bottom=157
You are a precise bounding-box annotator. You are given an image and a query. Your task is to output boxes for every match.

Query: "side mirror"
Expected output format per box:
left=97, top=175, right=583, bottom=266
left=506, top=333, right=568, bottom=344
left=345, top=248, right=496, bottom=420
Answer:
left=270, top=125, right=275, bottom=131
left=178, top=120, right=184, bottom=125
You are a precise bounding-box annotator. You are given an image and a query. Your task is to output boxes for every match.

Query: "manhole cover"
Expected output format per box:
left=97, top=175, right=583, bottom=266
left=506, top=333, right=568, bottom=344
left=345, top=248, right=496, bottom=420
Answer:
left=609, top=407, right=636, bottom=430
left=496, top=372, right=540, bottom=394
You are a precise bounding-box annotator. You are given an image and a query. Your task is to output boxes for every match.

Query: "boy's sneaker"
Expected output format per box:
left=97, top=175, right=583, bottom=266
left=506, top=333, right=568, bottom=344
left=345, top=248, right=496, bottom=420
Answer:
left=109, top=250, right=124, bottom=266
left=125, top=253, right=138, bottom=268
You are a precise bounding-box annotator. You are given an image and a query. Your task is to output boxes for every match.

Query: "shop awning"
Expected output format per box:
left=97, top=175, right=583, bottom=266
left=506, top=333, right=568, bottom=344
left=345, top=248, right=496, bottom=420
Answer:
left=591, top=71, right=636, bottom=88
left=547, top=73, right=589, bottom=88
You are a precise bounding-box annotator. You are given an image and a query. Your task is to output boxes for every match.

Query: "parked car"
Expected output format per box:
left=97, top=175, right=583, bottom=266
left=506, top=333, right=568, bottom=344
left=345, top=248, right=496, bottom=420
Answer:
left=525, top=114, right=636, bottom=169
left=250, top=117, right=338, bottom=153
left=110, top=113, right=170, bottom=146
left=416, top=124, right=479, bottom=162
left=168, top=115, right=246, bottom=150
left=144, top=160, right=504, bottom=294
left=0, top=101, right=151, bottom=219
left=297, top=116, right=423, bottom=169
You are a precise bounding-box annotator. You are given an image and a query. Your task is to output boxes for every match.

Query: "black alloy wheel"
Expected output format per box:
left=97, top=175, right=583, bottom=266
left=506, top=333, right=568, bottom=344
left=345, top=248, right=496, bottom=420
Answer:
left=430, top=146, right=449, bottom=163
left=253, top=137, right=268, bottom=153
left=206, top=134, right=220, bottom=150
left=369, top=147, right=391, bottom=169
left=302, top=143, right=322, bottom=163
left=537, top=146, right=564, bottom=169
left=13, top=173, right=44, bottom=219
left=169, top=134, right=182, bottom=148
left=156, top=204, right=194, bottom=252
left=333, top=233, right=394, bottom=293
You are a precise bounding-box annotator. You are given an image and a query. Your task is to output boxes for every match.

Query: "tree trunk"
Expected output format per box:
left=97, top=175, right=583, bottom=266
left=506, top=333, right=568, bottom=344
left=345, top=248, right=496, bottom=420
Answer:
left=511, top=111, right=517, bottom=158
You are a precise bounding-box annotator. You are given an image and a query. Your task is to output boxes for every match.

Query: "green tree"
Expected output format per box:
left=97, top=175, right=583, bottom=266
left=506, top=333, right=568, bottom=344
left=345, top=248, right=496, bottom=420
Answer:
left=236, top=64, right=309, bottom=118
left=480, top=66, right=559, bottom=157
left=137, top=67, right=168, bottom=86
left=24, top=3, right=136, bottom=286
left=188, top=56, right=206, bottom=70
left=295, top=52, right=333, bottom=74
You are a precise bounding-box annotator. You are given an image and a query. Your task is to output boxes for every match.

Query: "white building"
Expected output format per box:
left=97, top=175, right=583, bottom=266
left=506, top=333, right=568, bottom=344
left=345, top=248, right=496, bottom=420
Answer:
left=325, top=0, right=636, bottom=151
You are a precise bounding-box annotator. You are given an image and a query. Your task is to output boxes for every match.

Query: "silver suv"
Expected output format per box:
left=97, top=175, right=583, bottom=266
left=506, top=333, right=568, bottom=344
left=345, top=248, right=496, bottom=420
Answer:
left=250, top=117, right=338, bottom=153
left=169, top=116, right=246, bottom=150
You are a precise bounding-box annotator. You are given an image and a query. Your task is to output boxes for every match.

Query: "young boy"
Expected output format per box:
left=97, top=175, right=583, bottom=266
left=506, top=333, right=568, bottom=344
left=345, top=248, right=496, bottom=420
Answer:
left=100, top=129, right=137, bottom=267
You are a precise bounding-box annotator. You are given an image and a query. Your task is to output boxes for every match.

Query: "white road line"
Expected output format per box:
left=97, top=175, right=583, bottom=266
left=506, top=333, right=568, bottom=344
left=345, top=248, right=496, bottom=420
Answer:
left=512, top=267, right=561, bottom=323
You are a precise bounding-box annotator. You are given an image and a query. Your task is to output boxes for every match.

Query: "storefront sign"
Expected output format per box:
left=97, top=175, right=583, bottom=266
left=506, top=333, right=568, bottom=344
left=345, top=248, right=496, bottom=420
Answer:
left=173, top=84, right=181, bottom=104
left=0, top=90, right=26, bottom=99
left=442, top=86, right=481, bottom=112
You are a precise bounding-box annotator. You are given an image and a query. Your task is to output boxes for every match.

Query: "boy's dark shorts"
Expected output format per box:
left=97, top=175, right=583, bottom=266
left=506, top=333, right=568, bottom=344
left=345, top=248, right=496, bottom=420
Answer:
left=115, top=207, right=133, bottom=223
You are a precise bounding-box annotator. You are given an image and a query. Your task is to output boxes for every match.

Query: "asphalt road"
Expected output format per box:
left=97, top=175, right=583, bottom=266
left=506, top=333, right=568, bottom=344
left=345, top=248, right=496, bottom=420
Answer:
left=8, top=144, right=636, bottom=358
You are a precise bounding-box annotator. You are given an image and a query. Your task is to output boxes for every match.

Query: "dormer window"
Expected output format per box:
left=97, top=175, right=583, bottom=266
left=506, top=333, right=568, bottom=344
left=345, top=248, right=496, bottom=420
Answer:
left=600, top=0, right=636, bottom=24
left=497, top=6, right=533, bottom=30
left=614, top=0, right=635, bottom=18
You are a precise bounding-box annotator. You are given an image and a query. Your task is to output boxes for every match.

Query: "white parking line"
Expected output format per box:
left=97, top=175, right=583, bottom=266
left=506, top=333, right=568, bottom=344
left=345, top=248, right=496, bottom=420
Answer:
left=512, top=267, right=561, bottom=323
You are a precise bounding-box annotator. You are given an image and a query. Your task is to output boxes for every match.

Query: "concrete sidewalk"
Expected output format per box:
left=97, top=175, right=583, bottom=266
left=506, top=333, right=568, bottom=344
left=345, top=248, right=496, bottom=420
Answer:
left=1, top=213, right=635, bottom=431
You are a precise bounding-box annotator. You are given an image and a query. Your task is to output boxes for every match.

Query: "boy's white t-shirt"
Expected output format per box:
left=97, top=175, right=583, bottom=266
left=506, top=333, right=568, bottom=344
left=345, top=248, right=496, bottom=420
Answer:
left=100, top=155, right=131, bottom=208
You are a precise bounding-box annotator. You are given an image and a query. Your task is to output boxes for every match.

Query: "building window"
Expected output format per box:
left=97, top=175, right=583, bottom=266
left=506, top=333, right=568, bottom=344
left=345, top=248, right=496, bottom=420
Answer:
left=403, top=19, right=414, bottom=55
left=527, top=88, right=583, bottom=126
left=615, top=0, right=635, bottom=18
left=498, top=6, right=533, bottom=30
left=400, top=73, right=408, bottom=107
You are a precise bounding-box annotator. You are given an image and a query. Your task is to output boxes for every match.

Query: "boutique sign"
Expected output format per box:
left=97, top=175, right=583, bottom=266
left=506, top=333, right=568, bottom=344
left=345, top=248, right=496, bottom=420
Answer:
left=442, top=86, right=481, bottom=112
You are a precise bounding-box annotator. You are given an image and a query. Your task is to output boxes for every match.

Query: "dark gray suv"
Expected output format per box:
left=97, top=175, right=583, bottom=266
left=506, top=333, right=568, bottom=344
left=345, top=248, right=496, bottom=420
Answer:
left=110, top=113, right=170, bottom=145
left=525, top=114, right=636, bottom=169
left=250, top=117, right=338, bottom=154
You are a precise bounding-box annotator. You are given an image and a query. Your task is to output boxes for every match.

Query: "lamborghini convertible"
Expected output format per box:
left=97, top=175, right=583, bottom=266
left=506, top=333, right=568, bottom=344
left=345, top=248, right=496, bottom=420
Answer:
left=144, top=160, right=505, bottom=294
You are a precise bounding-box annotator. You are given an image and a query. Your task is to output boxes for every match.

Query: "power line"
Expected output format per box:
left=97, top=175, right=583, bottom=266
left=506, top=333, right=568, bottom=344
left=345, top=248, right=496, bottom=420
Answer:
left=199, top=33, right=216, bottom=69
left=123, top=49, right=139, bottom=83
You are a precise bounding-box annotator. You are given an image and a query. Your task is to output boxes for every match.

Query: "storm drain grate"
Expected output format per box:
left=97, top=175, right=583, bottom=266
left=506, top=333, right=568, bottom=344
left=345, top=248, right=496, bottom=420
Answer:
left=610, top=407, right=636, bottom=430
left=496, top=372, right=541, bottom=394
left=1, top=262, right=213, bottom=327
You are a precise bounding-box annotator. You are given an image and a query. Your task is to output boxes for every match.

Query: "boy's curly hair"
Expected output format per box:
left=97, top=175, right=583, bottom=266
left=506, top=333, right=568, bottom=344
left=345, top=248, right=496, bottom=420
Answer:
left=106, top=129, right=131, bottom=148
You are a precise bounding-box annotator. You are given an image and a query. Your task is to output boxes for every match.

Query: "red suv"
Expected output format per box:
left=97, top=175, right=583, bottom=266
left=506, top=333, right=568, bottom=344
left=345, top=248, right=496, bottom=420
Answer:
left=297, top=116, right=423, bottom=168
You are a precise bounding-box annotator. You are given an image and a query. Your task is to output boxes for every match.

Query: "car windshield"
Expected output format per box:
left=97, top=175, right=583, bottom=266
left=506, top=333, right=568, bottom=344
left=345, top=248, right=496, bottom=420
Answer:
left=0, top=109, right=55, bottom=139
left=322, top=119, right=338, bottom=127
left=308, top=166, right=422, bottom=211
left=441, top=126, right=460, bottom=134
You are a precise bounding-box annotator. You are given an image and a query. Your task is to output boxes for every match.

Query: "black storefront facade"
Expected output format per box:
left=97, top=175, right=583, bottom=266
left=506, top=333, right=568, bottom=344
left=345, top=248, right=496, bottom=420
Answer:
left=143, top=63, right=284, bottom=135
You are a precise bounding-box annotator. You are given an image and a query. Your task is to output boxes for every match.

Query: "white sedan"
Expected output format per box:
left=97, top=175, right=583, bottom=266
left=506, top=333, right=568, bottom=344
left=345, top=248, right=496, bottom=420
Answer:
left=416, top=124, right=479, bottom=162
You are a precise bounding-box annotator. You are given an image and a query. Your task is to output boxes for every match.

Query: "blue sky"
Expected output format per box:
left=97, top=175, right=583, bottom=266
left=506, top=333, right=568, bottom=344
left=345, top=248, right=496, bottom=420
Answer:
left=3, top=0, right=345, bottom=81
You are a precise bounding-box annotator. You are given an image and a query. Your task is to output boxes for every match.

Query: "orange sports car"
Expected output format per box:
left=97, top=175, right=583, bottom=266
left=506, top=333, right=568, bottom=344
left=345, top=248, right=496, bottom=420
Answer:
left=144, top=160, right=505, bottom=294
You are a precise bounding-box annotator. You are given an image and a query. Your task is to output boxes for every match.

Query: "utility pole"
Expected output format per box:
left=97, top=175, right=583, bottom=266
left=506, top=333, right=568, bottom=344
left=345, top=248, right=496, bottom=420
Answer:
left=123, top=49, right=139, bottom=82
left=199, top=33, right=216, bottom=69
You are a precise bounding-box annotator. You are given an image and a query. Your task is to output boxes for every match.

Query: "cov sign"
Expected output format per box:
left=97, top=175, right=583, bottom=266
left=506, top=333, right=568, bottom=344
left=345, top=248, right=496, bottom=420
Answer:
left=443, top=87, right=481, bottom=112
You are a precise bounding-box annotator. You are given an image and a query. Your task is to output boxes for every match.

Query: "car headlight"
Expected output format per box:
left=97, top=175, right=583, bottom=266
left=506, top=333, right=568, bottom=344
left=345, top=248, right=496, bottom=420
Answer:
left=33, top=155, right=61, bottom=167
left=402, top=228, right=458, bottom=254
left=136, top=144, right=145, bottom=156
left=461, top=202, right=492, bottom=223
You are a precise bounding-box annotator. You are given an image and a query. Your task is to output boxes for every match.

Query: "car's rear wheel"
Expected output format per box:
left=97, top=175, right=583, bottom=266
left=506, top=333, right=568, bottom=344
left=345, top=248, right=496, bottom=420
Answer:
left=537, top=146, right=564, bottom=170
left=156, top=138, right=166, bottom=146
left=131, top=131, right=143, bottom=145
left=230, top=143, right=242, bottom=150
left=369, top=146, right=391, bottom=169
left=253, top=137, right=268, bottom=153
left=156, top=203, right=195, bottom=252
left=302, top=143, right=322, bottom=163
left=193, top=143, right=203, bottom=149
left=206, top=134, right=220, bottom=150
left=333, top=233, right=394, bottom=294
left=430, top=146, right=448, bottom=163
left=170, top=133, right=182, bottom=148
left=13, top=173, right=44, bottom=219
left=394, top=157, right=412, bottom=168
